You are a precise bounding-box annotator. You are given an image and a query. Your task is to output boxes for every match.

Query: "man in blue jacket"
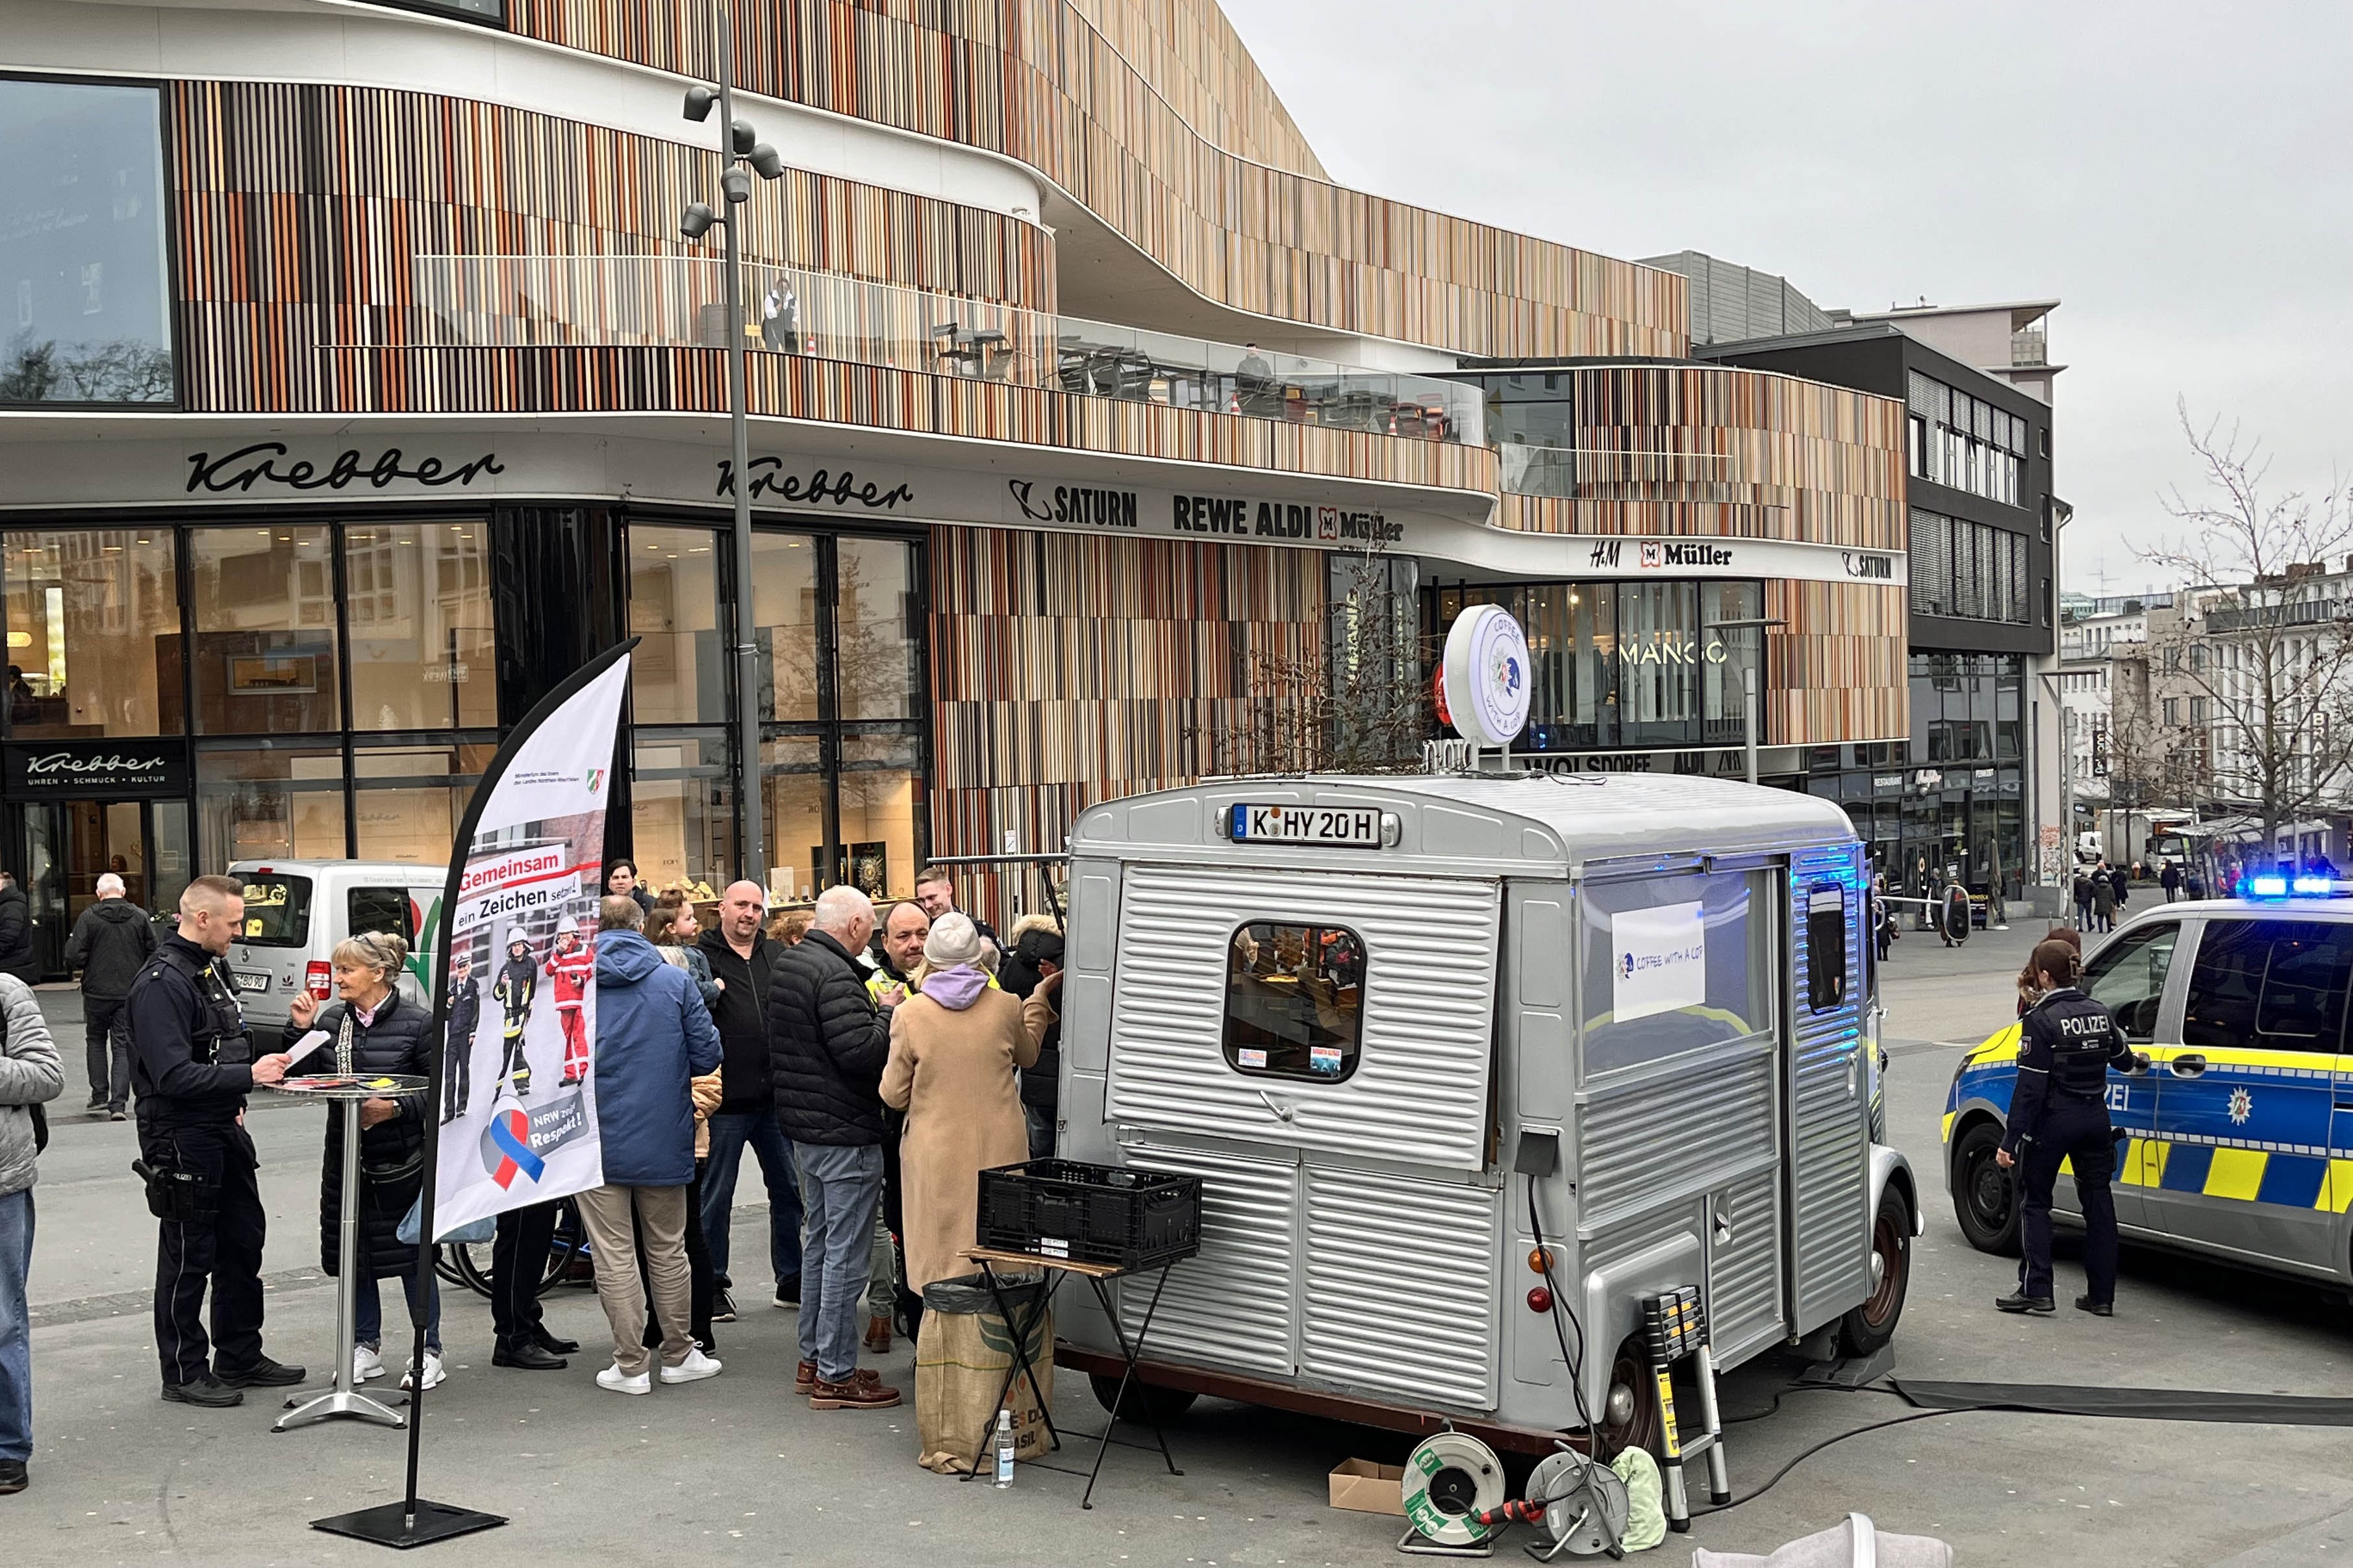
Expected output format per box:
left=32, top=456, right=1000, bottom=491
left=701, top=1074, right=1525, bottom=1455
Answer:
left=576, top=896, right=723, bottom=1395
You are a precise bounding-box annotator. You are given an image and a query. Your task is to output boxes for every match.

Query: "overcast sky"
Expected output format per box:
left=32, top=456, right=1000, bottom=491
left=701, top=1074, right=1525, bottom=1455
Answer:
left=1220, top=1, right=2353, bottom=595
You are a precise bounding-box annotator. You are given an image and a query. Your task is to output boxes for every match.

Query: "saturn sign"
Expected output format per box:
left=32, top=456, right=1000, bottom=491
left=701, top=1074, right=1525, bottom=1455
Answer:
left=1441, top=604, right=1534, bottom=747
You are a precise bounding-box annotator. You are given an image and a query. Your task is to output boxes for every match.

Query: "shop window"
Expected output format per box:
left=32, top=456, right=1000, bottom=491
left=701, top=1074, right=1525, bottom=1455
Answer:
left=633, top=731, right=735, bottom=898
left=627, top=525, right=724, bottom=724
left=187, top=527, right=341, bottom=734
left=836, top=537, right=919, bottom=720
left=346, top=521, right=495, bottom=730
left=3, top=529, right=180, bottom=736
left=197, top=745, right=347, bottom=865
left=837, top=732, right=920, bottom=901
left=761, top=734, right=827, bottom=903
left=353, top=743, right=494, bottom=863
left=1222, top=921, right=1366, bottom=1082
left=753, top=533, right=821, bottom=722
left=0, top=78, right=175, bottom=406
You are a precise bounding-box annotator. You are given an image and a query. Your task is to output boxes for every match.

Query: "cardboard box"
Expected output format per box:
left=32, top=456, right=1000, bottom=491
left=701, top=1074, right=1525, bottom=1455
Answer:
left=1327, top=1458, right=1407, bottom=1516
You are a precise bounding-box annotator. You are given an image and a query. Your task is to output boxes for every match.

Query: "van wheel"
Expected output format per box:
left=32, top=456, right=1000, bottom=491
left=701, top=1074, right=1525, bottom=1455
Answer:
left=1598, top=1337, right=1661, bottom=1458
left=1841, top=1186, right=1911, bottom=1356
left=1089, top=1374, right=1198, bottom=1425
left=1952, top=1120, right=2021, bottom=1256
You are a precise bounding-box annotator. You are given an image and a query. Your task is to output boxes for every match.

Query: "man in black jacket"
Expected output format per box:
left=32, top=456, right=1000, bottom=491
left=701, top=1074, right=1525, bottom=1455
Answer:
left=64, top=871, right=156, bottom=1118
left=697, top=880, right=801, bottom=1319
left=766, top=885, right=896, bottom=1410
left=998, top=915, right=1064, bottom=1159
left=0, top=873, right=33, bottom=986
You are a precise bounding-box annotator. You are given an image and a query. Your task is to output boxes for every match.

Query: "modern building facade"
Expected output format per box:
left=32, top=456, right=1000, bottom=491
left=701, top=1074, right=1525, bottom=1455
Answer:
left=1, top=0, right=1913, bottom=972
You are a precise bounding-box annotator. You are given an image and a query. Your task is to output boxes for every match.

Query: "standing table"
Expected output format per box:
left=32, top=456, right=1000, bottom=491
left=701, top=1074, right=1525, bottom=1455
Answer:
left=265, top=1072, right=430, bottom=1433
left=963, top=1245, right=1183, bottom=1508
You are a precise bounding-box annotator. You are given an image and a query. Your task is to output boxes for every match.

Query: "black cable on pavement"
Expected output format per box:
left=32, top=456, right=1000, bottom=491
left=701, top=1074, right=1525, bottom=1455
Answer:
left=1688, top=1408, right=1970, bottom=1517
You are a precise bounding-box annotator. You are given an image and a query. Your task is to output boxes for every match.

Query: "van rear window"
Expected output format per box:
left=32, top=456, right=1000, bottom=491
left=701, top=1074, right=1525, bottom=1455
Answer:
left=238, top=875, right=314, bottom=947
left=1222, top=922, right=1366, bottom=1082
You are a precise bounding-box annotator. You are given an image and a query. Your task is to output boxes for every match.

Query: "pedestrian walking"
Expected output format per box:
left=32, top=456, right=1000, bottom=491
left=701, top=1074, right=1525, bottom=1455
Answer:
left=2071, top=867, right=2093, bottom=929
left=696, top=880, right=801, bottom=1321
left=880, top=914, right=1055, bottom=1298
left=576, top=897, right=723, bottom=1395
left=63, top=871, right=155, bottom=1119
left=284, top=932, right=444, bottom=1391
left=0, top=960, right=63, bottom=1493
left=2089, top=865, right=2117, bottom=933
left=124, top=875, right=304, bottom=1407
left=1997, top=938, right=2141, bottom=1317
left=0, top=874, right=34, bottom=987
left=2159, top=861, right=2182, bottom=902
left=768, top=885, right=900, bottom=1410
left=2109, top=863, right=2131, bottom=916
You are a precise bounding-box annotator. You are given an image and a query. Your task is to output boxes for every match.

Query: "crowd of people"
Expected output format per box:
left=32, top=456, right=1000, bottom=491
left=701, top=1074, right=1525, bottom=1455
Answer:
left=0, top=859, right=1067, bottom=1495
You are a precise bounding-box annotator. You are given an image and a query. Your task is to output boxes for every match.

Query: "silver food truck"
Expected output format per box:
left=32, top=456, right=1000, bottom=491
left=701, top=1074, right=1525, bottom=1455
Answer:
left=1050, top=770, right=1917, bottom=1469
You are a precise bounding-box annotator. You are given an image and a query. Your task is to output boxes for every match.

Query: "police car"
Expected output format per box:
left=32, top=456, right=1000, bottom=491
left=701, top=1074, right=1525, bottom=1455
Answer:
left=1946, top=874, right=2353, bottom=1282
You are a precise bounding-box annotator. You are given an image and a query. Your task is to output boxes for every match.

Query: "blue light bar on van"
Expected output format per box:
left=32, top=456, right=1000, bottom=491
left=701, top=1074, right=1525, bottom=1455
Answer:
left=2244, top=874, right=2351, bottom=899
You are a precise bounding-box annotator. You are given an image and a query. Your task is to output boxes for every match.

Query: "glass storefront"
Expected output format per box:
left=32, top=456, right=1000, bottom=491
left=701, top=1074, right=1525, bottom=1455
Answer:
left=1425, top=579, right=1764, bottom=752
left=0, top=510, right=929, bottom=965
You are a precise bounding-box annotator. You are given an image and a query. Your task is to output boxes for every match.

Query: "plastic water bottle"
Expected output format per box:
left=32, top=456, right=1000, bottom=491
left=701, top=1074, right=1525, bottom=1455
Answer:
left=993, top=1408, right=1015, bottom=1487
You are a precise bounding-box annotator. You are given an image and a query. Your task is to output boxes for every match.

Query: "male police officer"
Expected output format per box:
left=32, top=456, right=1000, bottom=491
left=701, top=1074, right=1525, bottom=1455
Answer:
left=1995, top=936, right=2144, bottom=1317
left=126, top=875, right=303, bottom=1406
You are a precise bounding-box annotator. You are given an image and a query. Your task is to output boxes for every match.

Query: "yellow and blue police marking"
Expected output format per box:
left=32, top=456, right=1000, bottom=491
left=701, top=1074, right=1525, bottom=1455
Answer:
left=1943, top=1026, right=2353, bottom=1214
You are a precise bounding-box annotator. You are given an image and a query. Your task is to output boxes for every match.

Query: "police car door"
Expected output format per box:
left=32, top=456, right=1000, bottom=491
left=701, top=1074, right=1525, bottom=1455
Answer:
left=2149, top=917, right=2349, bottom=1271
left=2073, top=917, right=2182, bottom=1232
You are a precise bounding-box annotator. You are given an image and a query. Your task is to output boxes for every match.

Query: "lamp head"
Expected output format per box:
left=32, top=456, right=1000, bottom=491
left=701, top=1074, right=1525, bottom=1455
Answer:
left=721, top=167, right=752, bottom=204
left=748, top=143, right=783, bottom=180
left=679, top=201, right=717, bottom=240
left=682, top=86, right=716, bottom=123
left=730, top=118, right=757, bottom=156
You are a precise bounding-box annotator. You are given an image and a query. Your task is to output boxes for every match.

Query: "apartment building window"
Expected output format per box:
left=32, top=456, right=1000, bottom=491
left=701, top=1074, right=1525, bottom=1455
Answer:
left=2189, top=696, right=2209, bottom=725
left=1907, top=371, right=2027, bottom=507
left=1907, top=508, right=2029, bottom=623
left=2163, top=698, right=2180, bottom=726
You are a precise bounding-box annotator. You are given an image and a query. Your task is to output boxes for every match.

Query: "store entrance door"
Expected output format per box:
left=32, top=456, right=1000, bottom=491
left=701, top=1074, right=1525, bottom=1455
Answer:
left=15, top=799, right=192, bottom=978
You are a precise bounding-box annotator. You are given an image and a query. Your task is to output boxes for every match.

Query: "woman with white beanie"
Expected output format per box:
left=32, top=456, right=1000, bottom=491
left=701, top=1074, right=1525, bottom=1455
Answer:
left=879, top=913, right=1058, bottom=1298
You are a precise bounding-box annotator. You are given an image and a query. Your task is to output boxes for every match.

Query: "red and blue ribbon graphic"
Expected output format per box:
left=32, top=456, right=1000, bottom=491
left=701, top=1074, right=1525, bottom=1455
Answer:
left=486, top=1109, right=546, bottom=1189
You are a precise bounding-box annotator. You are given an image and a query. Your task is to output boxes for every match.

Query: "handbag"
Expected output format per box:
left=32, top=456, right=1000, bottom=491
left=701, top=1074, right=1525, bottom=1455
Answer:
left=398, top=1193, right=494, bottom=1247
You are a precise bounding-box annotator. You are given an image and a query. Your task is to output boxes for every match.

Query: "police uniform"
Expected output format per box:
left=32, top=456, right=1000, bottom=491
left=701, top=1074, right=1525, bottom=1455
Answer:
left=125, top=933, right=281, bottom=1391
left=442, top=964, right=480, bottom=1125
left=1999, top=984, right=2137, bottom=1313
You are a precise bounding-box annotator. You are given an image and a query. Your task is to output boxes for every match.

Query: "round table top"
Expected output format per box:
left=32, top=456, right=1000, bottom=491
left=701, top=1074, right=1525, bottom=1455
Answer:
left=264, top=1073, right=431, bottom=1101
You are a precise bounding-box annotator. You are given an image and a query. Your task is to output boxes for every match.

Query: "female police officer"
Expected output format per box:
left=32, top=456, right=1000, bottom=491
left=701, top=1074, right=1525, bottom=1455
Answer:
left=1994, top=936, right=2146, bottom=1317
left=126, top=875, right=303, bottom=1406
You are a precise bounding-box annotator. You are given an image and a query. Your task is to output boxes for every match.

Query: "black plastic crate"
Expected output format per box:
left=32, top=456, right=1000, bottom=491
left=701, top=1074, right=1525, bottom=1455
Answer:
left=977, top=1158, right=1202, bottom=1270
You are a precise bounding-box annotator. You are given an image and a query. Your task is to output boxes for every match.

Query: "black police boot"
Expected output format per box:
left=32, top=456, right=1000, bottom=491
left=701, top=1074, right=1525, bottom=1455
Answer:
left=2074, top=1295, right=2115, bottom=1317
left=162, top=1373, right=245, bottom=1407
left=216, top=1355, right=307, bottom=1388
left=1994, top=1290, right=2056, bottom=1314
left=493, top=1339, right=567, bottom=1371
left=530, top=1325, right=580, bottom=1356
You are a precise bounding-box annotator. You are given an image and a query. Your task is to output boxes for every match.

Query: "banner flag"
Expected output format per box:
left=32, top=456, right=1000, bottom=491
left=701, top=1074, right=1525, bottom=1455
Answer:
left=428, top=650, right=633, bottom=1239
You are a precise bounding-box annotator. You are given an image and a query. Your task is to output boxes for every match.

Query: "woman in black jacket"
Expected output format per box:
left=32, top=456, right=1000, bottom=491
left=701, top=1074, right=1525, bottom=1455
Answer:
left=286, top=931, right=442, bottom=1390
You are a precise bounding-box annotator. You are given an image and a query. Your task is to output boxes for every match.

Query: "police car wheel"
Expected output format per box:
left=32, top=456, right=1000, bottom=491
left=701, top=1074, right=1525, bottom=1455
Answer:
left=1841, top=1188, right=1911, bottom=1356
left=1951, top=1120, right=2021, bottom=1256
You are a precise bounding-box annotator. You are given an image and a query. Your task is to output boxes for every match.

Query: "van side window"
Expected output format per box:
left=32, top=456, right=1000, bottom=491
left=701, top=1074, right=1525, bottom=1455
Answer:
left=2182, top=920, right=2353, bottom=1052
left=349, top=887, right=414, bottom=944
left=2080, top=921, right=2176, bottom=1041
left=1805, top=888, right=1847, bottom=1014
left=1222, top=922, right=1365, bottom=1083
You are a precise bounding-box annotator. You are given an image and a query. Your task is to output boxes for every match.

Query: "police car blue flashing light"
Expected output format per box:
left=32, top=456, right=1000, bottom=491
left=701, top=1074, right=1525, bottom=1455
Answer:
left=2242, top=874, right=2352, bottom=899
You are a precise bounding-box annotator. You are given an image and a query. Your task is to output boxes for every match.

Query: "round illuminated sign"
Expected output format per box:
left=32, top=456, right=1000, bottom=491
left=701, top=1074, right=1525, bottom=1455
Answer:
left=1441, top=604, right=1533, bottom=747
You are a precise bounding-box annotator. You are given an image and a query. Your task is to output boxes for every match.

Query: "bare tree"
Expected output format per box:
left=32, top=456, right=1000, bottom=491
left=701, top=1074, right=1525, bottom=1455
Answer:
left=2139, top=403, right=2353, bottom=863
left=1195, top=548, right=1429, bottom=777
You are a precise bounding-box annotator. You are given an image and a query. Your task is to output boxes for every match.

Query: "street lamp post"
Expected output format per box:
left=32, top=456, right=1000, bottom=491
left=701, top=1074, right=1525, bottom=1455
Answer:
left=1707, top=616, right=1787, bottom=785
left=680, top=4, right=785, bottom=893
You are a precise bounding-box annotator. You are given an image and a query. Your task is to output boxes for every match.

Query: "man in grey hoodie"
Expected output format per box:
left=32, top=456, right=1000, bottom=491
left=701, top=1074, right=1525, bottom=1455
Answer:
left=0, top=967, right=64, bottom=1493
left=64, top=873, right=156, bottom=1119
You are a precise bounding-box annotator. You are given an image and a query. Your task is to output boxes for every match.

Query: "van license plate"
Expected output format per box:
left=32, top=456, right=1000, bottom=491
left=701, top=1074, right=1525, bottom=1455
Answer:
left=1232, top=804, right=1381, bottom=847
left=234, top=971, right=271, bottom=993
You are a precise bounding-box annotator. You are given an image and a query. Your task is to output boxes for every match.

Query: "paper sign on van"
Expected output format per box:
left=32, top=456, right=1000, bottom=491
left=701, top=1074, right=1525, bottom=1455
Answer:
left=1612, top=901, right=1705, bottom=1022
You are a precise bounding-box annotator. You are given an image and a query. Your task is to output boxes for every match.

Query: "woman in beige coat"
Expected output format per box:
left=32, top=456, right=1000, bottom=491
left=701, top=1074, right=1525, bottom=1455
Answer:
left=879, top=914, right=1057, bottom=1295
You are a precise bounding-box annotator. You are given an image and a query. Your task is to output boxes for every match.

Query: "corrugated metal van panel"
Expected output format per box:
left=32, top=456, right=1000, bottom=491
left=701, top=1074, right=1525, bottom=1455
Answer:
left=1787, top=850, right=1870, bottom=1330
left=1107, top=863, right=1500, bottom=1169
left=1708, top=1169, right=1784, bottom=1361
left=1118, top=1143, right=1298, bottom=1376
left=1300, top=1167, right=1500, bottom=1409
left=1577, top=1050, right=1776, bottom=1230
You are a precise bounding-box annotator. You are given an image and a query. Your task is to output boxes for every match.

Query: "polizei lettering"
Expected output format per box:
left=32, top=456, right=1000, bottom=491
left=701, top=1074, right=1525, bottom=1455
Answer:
left=721, top=458, right=915, bottom=510
left=185, top=443, right=504, bottom=494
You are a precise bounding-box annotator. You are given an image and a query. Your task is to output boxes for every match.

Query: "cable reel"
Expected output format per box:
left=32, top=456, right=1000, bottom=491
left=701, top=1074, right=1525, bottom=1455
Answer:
left=1520, top=1449, right=1631, bottom=1560
left=1400, top=1431, right=1507, bottom=1549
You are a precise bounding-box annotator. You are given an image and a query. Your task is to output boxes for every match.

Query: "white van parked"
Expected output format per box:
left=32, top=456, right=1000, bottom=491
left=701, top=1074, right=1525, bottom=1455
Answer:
left=224, top=859, right=445, bottom=1032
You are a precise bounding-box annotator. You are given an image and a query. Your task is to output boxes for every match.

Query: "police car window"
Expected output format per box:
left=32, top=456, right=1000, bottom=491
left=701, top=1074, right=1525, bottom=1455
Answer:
left=2182, top=920, right=2353, bottom=1052
left=237, top=875, right=313, bottom=947
left=1222, top=922, right=1365, bottom=1082
left=2080, top=921, right=2176, bottom=1041
left=349, top=887, right=414, bottom=943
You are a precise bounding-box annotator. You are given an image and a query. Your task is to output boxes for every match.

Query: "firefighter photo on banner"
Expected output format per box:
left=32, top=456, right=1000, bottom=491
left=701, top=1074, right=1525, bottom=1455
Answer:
left=429, top=654, right=633, bottom=1239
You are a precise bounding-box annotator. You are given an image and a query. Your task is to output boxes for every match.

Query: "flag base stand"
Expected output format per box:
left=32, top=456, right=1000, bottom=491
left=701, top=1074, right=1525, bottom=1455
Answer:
left=312, top=1499, right=507, bottom=1549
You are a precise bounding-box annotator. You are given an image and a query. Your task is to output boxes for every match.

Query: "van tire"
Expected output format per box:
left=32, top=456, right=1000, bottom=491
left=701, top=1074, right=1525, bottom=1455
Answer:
left=1951, top=1119, right=2021, bottom=1256
left=1089, top=1374, right=1198, bottom=1425
left=1841, top=1186, right=1911, bottom=1357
